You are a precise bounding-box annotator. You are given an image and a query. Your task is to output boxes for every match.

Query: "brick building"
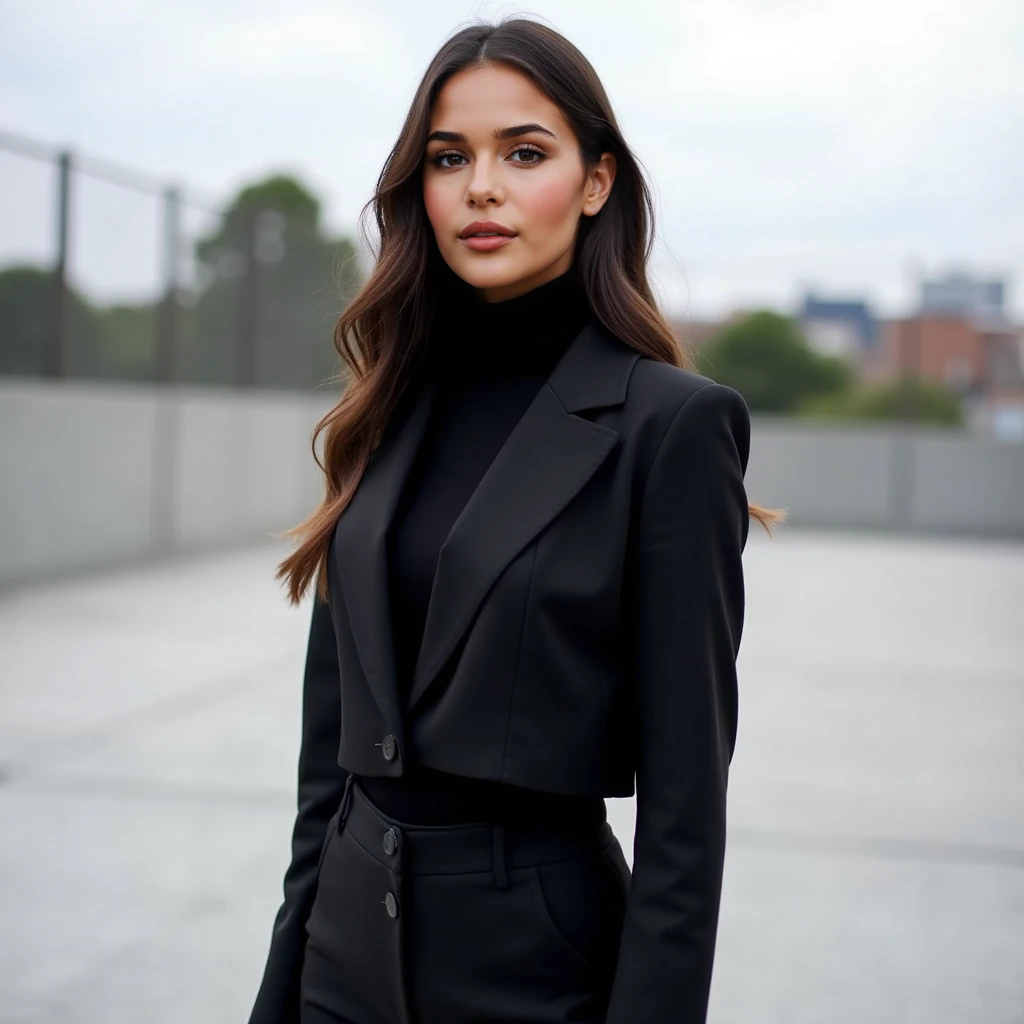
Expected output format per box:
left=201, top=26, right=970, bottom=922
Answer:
left=862, top=315, right=1024, bottom=438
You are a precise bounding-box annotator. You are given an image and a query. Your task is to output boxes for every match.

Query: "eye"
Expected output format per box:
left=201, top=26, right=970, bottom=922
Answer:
left=508, top=144, right=546, bottom=166
left=430, top=149, right=467, bottom=169
left=428, top=144, right=548, bottom=170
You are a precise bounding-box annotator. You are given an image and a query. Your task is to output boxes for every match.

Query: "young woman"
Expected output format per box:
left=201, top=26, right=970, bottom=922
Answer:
left=248, top=17, right=782, bottom=1024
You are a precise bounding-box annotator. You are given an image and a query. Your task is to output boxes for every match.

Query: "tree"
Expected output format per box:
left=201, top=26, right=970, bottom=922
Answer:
left=92, top=303, right=157, bottom=380
left=0, top=265, right=104, bottom=376
left=800, top=378, right=964, bottom=425
left=694, top=310, right=853, bottom=413
left=181, top=175, right=363, bottom=389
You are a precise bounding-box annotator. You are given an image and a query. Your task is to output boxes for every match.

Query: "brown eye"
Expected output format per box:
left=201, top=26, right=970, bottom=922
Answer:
left=431, top=150, right=466, bottom=169
left=510, top=145, right=546, bottom=166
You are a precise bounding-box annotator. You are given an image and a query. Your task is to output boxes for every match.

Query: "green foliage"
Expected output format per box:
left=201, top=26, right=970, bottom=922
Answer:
left=695, top=310, right=853, bottom=413
left=800, top=378, right=964, bottom=425
left=92, top=303, right=158, bottom=380
left=693, top=309, right=964, bottom=426
left=181, top=175, right=362, bottom=389
left=199, top=175, right=322, bottom=254
left=0, top=265, right=105, bottom=376
left=0, top=175, right=363, bottom=389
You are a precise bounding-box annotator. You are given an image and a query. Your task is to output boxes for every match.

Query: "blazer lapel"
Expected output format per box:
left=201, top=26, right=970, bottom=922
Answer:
left=406, top=321, right=640, bottom=713
left=333, top=319, right=642, bottom=729
left=331, top=371, right=438, bottom=739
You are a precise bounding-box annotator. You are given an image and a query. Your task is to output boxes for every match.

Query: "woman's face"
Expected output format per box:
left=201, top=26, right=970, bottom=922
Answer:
left=422, top=62, right=615, bottom=303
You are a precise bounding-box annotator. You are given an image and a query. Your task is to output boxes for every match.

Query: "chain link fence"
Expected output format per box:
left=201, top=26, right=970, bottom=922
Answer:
left=0, top=127, right=361, bottom=390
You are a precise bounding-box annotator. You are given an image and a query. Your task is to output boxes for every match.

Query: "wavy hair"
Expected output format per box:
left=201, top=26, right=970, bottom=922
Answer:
left=277, top=17, right=785, bottom=605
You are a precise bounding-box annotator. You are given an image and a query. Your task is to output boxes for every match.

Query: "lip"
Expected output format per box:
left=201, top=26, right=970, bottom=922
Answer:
left=458, top=219, right=517, bottom=239
left=461, top=234, right=516, bottom=252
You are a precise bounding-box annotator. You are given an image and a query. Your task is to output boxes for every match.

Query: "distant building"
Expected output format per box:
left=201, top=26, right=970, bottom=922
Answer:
left=862, top=315, right=1024, bottom=440
left=866, top=317, right=986, bottom=392
left=798, top=291, right=879, bottom=361
left=920, top=270, right=1006, bottom=320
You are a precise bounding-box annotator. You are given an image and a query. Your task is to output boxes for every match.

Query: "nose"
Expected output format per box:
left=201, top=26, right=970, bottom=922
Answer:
left=466, top=154, right=503, bottom=206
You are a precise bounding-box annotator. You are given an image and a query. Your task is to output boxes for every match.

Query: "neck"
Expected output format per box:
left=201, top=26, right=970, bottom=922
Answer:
left=431, top=266, right=593, bottom=378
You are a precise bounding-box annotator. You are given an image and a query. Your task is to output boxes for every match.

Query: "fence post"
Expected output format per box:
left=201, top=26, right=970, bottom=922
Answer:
left=51, top=150, right=72, bottom=376
left=156, top=186, right=181, bottom=383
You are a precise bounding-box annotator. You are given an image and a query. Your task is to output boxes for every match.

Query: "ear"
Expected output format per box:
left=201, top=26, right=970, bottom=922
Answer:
left=582, top=152, right=617, bottom=216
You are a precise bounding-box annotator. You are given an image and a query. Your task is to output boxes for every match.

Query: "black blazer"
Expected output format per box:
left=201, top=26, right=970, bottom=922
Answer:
left=249, top=320, right=751, bottom=1023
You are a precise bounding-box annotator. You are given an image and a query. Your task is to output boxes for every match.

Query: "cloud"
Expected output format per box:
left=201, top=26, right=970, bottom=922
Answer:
left=0, top=0, right=1021, bottom=316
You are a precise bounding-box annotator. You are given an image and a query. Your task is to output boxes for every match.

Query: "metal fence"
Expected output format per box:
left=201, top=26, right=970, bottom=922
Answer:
left=0, top=127, right=359, bottom=390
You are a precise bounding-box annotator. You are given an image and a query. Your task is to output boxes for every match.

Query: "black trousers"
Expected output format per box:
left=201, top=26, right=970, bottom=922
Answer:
left=300, top=775, right=632, bottom=1024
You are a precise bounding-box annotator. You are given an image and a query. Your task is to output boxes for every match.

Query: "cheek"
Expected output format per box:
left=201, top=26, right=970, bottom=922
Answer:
left=519, top=176, right=581, bottom=234
left=422, top=180, right=452, bottom=235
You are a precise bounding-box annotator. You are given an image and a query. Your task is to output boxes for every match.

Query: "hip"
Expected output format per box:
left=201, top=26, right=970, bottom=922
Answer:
left=304, top=775, right=632, bottom=1022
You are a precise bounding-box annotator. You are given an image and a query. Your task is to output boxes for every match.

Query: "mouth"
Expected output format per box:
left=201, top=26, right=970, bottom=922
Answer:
left=458, top=220, right=517, bottom=240
left=460, top=233, right=517, bottom=252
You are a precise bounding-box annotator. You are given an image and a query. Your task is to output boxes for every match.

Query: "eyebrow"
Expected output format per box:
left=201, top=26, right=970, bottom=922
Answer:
left=425, top=123, right=557, bottom=144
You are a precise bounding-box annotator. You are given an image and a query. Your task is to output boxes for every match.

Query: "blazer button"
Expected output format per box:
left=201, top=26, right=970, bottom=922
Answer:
left=383, top=828, right=398, bottom=856
left=381, top=734, right=397, bottom=761
left=384, top=891, right=398, bottom=918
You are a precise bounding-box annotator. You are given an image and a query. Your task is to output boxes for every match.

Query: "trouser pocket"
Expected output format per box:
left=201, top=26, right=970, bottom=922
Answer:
left=529, top=847, right=630, bottom=979
left=406, top=862, right=617, bottom=1023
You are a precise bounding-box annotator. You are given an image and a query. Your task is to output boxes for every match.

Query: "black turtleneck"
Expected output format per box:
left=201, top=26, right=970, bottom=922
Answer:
left=432, top=263, right=594, bottom=378
left=357, top=266, right=606, bottom=826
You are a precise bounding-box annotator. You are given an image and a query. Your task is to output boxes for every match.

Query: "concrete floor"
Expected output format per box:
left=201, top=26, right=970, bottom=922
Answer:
left=0, top=529, right=1021, bottom=1023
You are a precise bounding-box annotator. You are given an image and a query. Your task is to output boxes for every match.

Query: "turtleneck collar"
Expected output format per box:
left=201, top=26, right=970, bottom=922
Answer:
left=429, top=266, right=593, bottom=380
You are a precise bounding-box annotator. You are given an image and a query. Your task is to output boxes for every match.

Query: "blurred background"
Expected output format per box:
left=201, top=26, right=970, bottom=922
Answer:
left=0, top=1, right=1021, bottom=1022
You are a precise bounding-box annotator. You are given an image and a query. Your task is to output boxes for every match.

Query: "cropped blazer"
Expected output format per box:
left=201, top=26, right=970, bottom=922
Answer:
left=249, top=318, right=752, bottom=1023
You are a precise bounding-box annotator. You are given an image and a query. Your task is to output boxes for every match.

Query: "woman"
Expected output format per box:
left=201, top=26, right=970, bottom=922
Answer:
left=249, top=16, right=782, bottom=1024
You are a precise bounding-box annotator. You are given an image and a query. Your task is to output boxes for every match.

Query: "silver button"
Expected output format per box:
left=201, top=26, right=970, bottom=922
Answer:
left=384, top=891, right=398, bottom=918
left=383, top=828, right=398, bottom=856
left=381, top=734, right=397, bottom=761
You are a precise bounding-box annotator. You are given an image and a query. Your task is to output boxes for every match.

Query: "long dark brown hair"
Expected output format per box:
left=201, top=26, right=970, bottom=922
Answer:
left=277, top=16, right=785, bottom=606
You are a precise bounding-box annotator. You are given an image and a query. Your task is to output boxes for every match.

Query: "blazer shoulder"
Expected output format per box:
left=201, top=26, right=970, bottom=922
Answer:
left=625, top=353, right=748, bottom=436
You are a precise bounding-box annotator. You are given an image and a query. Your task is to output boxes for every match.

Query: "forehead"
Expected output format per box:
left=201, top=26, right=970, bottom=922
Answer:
left=429, top=63, right=569, bottom=136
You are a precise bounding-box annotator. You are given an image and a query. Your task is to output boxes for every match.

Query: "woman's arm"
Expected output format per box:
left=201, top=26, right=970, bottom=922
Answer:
left=605, top=381, right=751, bottom=1024
left=248, top=586, right=351, bottom=1024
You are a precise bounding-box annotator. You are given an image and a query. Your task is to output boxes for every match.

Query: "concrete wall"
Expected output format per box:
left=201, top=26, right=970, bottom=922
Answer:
left=2, top=382, right=1022, bottom=588
left=0, top=379, right=331, bottom=588
left=745, top=417, right=1024, bottom=536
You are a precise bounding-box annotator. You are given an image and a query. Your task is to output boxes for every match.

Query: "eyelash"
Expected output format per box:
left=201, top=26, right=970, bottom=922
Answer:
left=429, top=144, right=547, bottom=170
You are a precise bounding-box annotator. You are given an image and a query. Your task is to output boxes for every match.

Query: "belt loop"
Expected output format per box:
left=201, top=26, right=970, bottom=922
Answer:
left=492, top=824, right=509, bottom=889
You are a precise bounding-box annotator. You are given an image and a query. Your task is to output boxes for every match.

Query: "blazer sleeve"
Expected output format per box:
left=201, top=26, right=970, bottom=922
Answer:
left=247, top=586, right=351, bottom=1024
left=605, top=381, right=751, bottom=1024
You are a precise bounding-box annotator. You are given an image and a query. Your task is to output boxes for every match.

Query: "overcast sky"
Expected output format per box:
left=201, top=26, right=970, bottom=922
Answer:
left=1, top=0, right=1021, bottom=319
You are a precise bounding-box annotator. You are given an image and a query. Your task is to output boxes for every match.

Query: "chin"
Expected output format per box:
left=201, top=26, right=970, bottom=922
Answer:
left=450, top=258, right=527, bottom=291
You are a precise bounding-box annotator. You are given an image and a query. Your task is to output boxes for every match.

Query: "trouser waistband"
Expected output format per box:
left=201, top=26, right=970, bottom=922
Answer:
left=336, top=774, right=614, bottom=890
